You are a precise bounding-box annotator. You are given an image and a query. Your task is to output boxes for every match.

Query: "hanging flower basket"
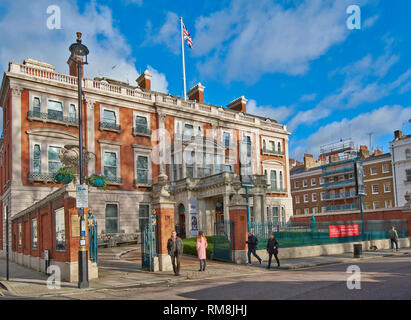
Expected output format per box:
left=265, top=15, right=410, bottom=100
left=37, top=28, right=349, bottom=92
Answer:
left=53, top=167, right=75, bottom=185
left=86, top=173, right=108, bottom=188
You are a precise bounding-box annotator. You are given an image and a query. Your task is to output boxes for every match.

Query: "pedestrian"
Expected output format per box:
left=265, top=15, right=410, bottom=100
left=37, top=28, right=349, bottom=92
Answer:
left=388, top=226, right=399, bottom=252
left=266, top=232, right=280, bottom=269
left=167, top=231, right=184, bottom=276
left=246, top=232, right=262, bottom=265
left=196, top=231, right=208, bottom=271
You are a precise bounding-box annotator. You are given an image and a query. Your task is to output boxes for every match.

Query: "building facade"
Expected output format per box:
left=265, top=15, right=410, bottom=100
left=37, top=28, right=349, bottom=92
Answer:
left=291, top=147, right=395, bottom=216
left=390, top=129, right=411, bottom=207
left=0, top=58, right=292, bottom=251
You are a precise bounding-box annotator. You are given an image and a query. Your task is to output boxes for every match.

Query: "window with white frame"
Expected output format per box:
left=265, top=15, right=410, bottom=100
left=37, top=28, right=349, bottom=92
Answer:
left=372, top=184, right=379, bottom=194
left=135, top=115, right=149, bottom=134
left=406, top=169, right=411, bottom=182
left=295, top=195, right=300, bottom=204
left=311, top=178, right=316, bottom=186
left=103, top=109, right=116, bottom=125
left=69, top=104, right=76, bottom=123
left=105, top=204, right=118, bottom=234
left=320, top=192, right=325, bottom=200
left=383, top=182, right=391, bottom=193
left=294, top=181, right=299, bottom=189
left=313, top=207, right=318, bottom=214
left=269, top=141, right=275, bottom=151
left=373, top=201, right=380, bottom=209
left=270, top=170, right=277, bottom=190
left=104, top=151, right=118, bottom=180
left=382, top=163, right=390, bottom=173
left=55, top=207, right=66, bottom=251
left=277, top=142, right=282, bottom=153
left=33, top=144, right=41, bottom=173
left=48, top=146, right=62, bottom=173
left=304, top=208, right=309, bottom=215
left=312, top=193, right=317, bottom=202
left=184, top=123, right=194, bottom=140
left=47, top=100, right=63, bottom=121
left=279, top=171, right=284, bottom=190
left=385, top=200, right=392, bottom=208
left=296, top=209, right=301, bottom=215
left=319, top=177, right=325, bottom=185
left=370, top=166, right=378, bottom=175
left=303, top=179, right=307, bottom=187
left=223, top=132, right=231, bottom=148
left=32, top=219, right=38, bottom=249
left=136, top=155, right=149, bottom=184
left=303, top=194, right=309, bottom=203
left=33, top=96, right=41, bottom=114
left=406, top=149, right=411, bottom=160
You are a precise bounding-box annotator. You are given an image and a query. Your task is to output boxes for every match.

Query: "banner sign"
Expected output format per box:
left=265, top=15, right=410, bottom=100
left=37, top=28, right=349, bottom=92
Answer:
left=329, top=224, right=359, bottom=238
left=189, top=197, right=198, bottom=236
left=354, top=161, right=365, bottom=195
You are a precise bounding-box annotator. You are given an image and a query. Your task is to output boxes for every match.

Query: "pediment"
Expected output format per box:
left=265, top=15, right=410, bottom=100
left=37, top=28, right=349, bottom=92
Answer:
left=26, top=128, right=79, bottom=141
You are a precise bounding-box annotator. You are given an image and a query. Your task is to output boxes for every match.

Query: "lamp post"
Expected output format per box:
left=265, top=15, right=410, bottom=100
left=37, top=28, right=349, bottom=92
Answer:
left=69, top=32, right=89, bottom=289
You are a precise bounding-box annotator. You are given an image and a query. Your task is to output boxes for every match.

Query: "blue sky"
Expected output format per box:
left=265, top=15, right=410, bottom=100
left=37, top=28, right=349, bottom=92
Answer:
left=0, top=0, right=410, bottom=159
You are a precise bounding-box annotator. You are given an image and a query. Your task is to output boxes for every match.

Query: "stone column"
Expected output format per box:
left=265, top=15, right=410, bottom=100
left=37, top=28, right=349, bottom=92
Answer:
left=253, top=194, right=261, bottom=223
left=11, top=86, right=23, bottom=188
left=223, top=192, right=231, bottom=237
left=229, top=183, right=248, bottom=264
left=158, top=112, right=166, bottom=174
left=86, top=99, right=96, bottom=176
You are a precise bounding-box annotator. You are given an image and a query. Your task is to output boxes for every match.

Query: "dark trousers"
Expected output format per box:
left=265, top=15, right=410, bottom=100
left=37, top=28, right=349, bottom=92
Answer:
left=199, top=259, right=206, bottom=271
left=267, top=252, right=280, bottom=268
left=391, top=238, right=399, bottom=250
left=172, top=254, right=181, bottom=274
left=247, top=248, right=261, bottom=264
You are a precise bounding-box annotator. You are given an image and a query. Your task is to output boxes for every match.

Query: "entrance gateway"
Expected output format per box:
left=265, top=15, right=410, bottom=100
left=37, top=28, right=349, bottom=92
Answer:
left=141, top=211, right=158, bottom=271
left=213, top=220, right=235, bottom=262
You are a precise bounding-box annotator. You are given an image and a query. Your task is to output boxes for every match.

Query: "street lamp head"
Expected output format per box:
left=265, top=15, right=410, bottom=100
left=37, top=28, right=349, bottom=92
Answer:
left=69, top=32, right=89, bottom=62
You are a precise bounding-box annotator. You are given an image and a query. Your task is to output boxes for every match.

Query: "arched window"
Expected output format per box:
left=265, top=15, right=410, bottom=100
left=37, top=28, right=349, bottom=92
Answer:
left=279, top=171, right=283, bottom=190
left=270, top=170, right=277, bottom=190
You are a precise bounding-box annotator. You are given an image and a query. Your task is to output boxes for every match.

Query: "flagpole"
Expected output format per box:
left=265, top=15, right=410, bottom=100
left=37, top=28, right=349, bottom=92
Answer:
left=180, top=17, right=187, bottom=100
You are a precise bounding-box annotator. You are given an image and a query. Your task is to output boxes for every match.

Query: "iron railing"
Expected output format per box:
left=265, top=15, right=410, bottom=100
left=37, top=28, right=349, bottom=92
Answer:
left=106, top=177, right=123, bottom=184
left=28, top=172, right=55, bottom=182
left=269, top=186, right=287, bottom=193
left=99, top=121, right=121, bottom=131
left=324, top=179, right=355, bottom=189
left=133, top=124, right=152, bottom=136
left=28, top=111, right=78, bottom=125
left=325, top=203, right=358, bottom=211
left=323, top=192, right=357, bottom=200
left=262, top=148, right=284, bottom=156
left=134, top=178, right=153, bottom=186
left=249, top=219, right=408, bottom=249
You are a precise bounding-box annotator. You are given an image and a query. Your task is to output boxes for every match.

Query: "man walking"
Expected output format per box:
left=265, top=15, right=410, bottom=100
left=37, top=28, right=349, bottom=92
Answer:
left=266, top=232, right=280, bottom=269
left=246, top=232, right=262, bottom=265
left=167, top=231, right=184, bottom=275
left=388, top=226, right=399, bottom=252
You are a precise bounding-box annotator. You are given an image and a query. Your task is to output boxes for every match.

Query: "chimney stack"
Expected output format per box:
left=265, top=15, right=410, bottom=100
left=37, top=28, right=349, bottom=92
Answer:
left=187, top=83, right=205, bottom=103
left=67, top=56, right=84, bottom=78
left=227, top=96, right=247, bottom=113
left=136, top=70, right=152, bottom=90
left=394, top=130, right=403, bottom=140
left=303, top=154, right=314, bottom=170
left=373, top=149, right=383, bottom=156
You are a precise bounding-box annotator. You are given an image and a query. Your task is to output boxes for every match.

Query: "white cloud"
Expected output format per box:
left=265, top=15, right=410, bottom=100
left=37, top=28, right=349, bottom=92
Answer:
left=300, top=93, right=317, bottom=102
left=290, top=105, right=411, bottom=159
left=0, top=0, right=139, bottom=85
left=147, top=65, right=169, bottom=93
left=145, top=11, right=180, bottom=55
left=192, top=0, right=363, bottom=83
left=247, top=99, right=293, bottom=123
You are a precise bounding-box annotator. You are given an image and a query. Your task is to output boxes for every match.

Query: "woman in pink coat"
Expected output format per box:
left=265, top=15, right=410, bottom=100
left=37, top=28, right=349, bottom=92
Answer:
left=196, top=231, right=208, bottom=271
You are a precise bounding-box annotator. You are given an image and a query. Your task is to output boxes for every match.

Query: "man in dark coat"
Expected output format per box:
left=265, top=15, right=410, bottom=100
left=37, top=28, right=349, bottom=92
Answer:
left=167, top=231, right=184, bottom=275
left=266, top=232, right=280, bottom=268
left=246, top=232, right=262, bottom=265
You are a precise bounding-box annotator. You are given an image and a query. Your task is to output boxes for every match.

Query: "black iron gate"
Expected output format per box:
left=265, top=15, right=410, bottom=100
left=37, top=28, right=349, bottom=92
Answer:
left=213, top=220, right=234, bottom=262
left=88, top=213, right=98, bottom=264
left=141, top=213, right=157, bottom=271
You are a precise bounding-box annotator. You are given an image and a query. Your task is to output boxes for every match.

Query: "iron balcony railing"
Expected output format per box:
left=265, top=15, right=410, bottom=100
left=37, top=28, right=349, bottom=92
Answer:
left=28, top=172, right=55, bottom=182
left=134, top=178, right=153, bottom=186
left=99, top=121, right=121, bottom=131
left=323, top=179, right=355, bottom=189
left=262, top=147, right=284, bottom=156
left=28, top=111, right=78, bottom=125
left=325, top=203, right=358, bottom=211
left=106, top=177, right=123, bottom=184
left=133, top=124, right=152, bottom=136
left=323, top=192, right=357, bottom=200
left=322, top=166, right=354, bottom=176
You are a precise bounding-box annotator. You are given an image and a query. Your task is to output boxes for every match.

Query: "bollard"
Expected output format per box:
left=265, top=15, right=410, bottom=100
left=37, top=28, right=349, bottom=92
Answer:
left=353, top=244, right=362, bottom=258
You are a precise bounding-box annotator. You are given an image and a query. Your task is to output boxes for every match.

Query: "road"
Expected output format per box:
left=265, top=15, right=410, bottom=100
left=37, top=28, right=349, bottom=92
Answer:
left=55, top=255, right=411, bottom=300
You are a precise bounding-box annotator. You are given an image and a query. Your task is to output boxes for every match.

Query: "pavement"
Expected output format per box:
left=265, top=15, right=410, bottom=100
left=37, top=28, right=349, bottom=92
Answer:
left=0, top=245, right=410, bottom=299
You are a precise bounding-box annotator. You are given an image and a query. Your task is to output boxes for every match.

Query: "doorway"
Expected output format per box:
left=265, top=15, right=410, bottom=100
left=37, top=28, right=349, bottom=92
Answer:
left=177, top=204, right=186, bottom=239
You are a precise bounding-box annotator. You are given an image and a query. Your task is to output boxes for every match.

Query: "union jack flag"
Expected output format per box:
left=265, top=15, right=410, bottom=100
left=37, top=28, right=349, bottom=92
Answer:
left=182, top=22, right=193, bottom=48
